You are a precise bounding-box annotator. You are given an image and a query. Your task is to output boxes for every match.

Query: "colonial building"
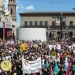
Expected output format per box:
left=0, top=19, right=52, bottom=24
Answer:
left=0, top=0, right=12, bottom=22
left=0, top=0, right=12, bottom=39
left=0, top=0, right=4, bottom=11
left=19, top=12, right=75, bottom=40
left=0, top=0, right=17, bottom=39
left=0, top=0, right=5, bottom=22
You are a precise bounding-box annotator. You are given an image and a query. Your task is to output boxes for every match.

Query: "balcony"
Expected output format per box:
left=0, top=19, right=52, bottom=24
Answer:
left=20, top=25, right=48, bottom=28
left=68, top=25, right=75, bottom=29
left=62, top=25, right=67, bottom=29
left=50, top=25, right=60, bottom=30
left=20, top=25, right=75, bottom=30
left=50, top=25, right=75, bottom=30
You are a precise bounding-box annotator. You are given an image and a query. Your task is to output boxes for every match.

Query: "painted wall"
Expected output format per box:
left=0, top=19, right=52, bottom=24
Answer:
left=17, top=28, right=47, bottom=41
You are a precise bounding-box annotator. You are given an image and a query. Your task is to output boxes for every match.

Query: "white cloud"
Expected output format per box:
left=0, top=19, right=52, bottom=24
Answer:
left=5, top=0, right=8, bottom=9
left=20, top=5, right=25, bottom=10
left=26, top=5, right=34, bottom=10
left=16, top=6, right=19, bottom=11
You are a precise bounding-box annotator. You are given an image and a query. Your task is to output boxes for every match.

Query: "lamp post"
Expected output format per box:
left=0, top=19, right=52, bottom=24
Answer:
left=72, top=8, right=75, bottom=38
left=60, top=13, right=63, bottom=40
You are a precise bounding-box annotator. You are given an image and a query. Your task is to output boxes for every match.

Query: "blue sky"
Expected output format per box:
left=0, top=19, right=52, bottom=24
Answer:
left=5, top=0, right=75, bottom=27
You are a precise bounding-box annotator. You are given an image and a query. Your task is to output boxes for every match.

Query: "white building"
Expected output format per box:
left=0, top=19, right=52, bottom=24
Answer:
left=0, top=0, right=16, bottom=39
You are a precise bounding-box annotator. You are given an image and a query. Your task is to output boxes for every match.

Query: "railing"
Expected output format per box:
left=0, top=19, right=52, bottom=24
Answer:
left=49, top=25, right=75, bottom=30
left=20, top=25, right=48, bottom=28
left=50, top=25, right=60, bottom=29
left=68, top=25, right=75, bottom=29
left=20, top=25, right=75, bottom=30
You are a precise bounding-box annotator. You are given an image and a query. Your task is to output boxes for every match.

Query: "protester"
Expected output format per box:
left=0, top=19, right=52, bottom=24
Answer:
left=0, top=38, right=74, bottom=75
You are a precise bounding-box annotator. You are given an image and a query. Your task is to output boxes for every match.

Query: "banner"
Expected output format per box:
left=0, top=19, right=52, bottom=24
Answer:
left=0, top=22, right=12, bottom=28
left=22, top=57, right=41, bottom=74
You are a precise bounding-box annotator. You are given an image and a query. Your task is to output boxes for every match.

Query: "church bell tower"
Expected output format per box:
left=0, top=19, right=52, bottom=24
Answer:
left=8, top=0, right=16, bottom=39
left=0, top=0, right=4, bottom=11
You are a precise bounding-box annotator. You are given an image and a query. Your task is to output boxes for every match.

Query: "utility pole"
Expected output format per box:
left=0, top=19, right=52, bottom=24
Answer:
left=72, top=8, right=75, bottom=38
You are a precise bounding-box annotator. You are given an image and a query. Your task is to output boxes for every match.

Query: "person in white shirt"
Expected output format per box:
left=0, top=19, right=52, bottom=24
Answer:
left=55, top=56, right=60, bottom=63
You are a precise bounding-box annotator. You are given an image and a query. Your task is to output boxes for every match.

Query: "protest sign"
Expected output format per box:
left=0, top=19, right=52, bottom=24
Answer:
left=20, top=43, right=27, bottom=52
left=22, top=57, right=41, bottom=74
left=1, top=60, right=12, bottom=71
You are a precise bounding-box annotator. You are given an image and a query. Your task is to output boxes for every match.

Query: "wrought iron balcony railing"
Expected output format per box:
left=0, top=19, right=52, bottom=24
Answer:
left=20, top=25, right=75, bottom=30
left=20, top=25, right=48, bottom=28
left=50, top=25, right=60, bottom=29
left=68, top=25, right=75, bottom=29
left=49, top=25, right=75, bottom=30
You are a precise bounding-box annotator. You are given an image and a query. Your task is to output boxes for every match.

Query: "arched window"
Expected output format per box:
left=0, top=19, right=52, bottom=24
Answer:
left=11, top=9, right=12, bottom=15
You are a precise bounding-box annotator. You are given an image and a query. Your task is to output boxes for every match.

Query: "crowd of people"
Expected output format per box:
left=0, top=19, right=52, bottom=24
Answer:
left=0, top=38, right=75, bottom=75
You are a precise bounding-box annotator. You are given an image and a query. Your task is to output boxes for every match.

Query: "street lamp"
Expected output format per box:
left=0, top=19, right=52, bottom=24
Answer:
left=72, top=8, right=75, bottom=38
left=60, top=12, right=63, bottom=40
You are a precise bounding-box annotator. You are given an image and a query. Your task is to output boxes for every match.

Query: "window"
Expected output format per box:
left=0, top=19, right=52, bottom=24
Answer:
left=52, top=21, right=55, bottom=26
left=57, top=17, right=60, bottom=20
left=11, top=9, right=12, bottom=15
left=25, top=21, right=27, bottom=26
left=56, top=17, right=60, bottom=24
left=40, top=21, right=43, bottom=26
left=12, top=25, right=15, bottom=27
left=63, top=21, right=65, bottom=27
left=35, top=21, right=37, bottom=26
left=70, top=21, right=73, bottom=26
left=29, top=21, right=32, bottom=26
left=45, top=21, right=48, bottom=26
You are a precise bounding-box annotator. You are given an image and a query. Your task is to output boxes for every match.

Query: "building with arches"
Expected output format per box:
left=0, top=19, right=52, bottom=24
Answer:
left=19, top=12, right=75, bottom=41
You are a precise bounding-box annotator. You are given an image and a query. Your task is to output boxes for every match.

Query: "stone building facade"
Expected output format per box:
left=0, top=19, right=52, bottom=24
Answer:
left=19, top=12, right=75, bottom=40
left=8, top=0, right=16, bottom=39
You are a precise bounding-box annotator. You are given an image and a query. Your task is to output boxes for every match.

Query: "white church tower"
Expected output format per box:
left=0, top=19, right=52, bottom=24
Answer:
left=8, top=0, right=17, bottom=39
left=0, top=0, right=4, bottom=22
